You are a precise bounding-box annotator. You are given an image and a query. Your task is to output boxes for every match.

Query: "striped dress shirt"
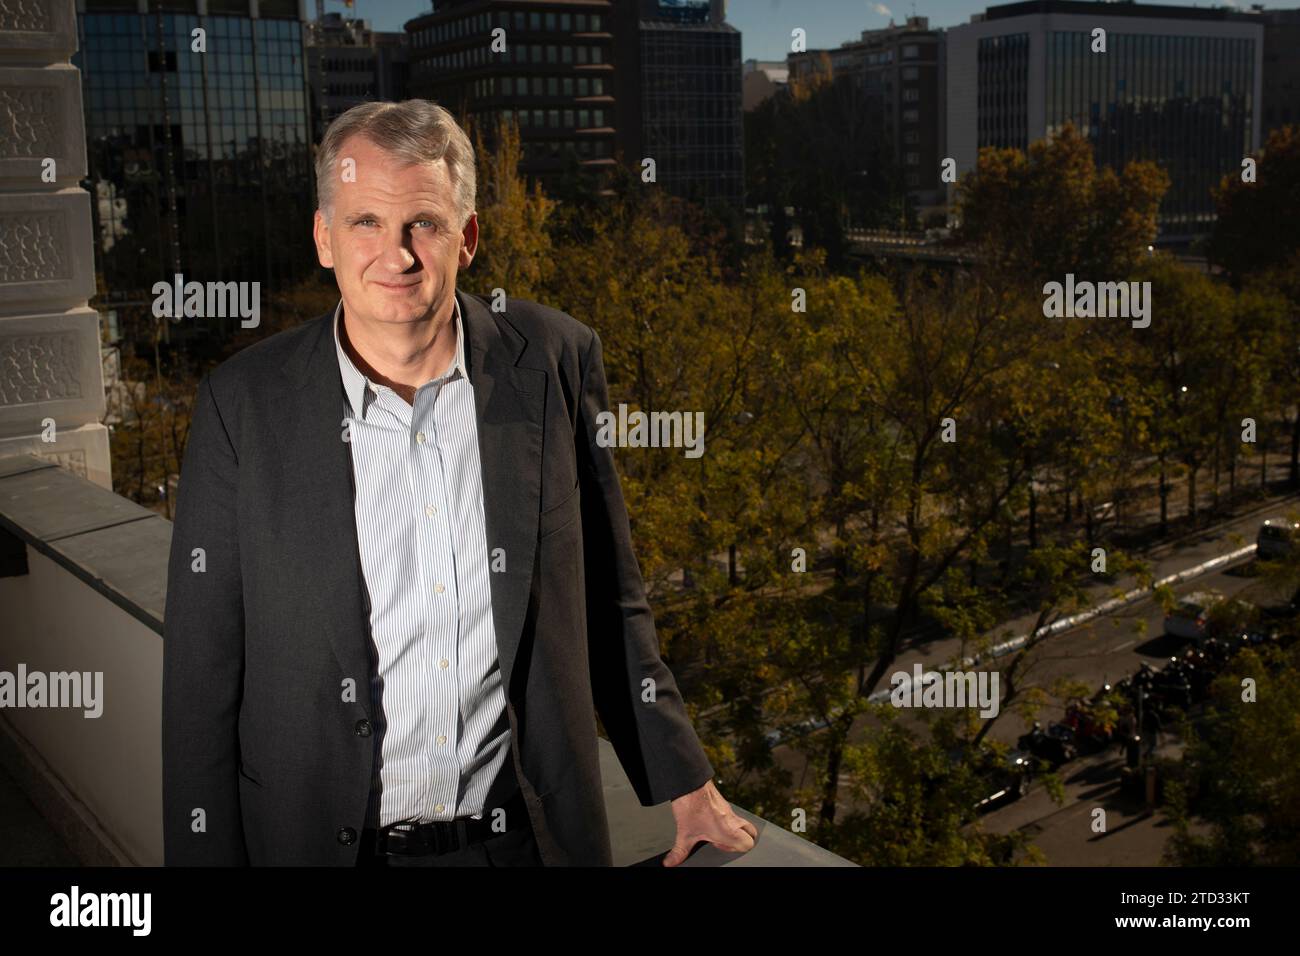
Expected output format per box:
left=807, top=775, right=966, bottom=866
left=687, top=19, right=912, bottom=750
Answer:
left=333, top=297, right=517, bottom=828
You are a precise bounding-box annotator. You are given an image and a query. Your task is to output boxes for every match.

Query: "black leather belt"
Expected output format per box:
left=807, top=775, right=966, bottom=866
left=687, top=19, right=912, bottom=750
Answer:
left=363, top=790, right=529, bottom=857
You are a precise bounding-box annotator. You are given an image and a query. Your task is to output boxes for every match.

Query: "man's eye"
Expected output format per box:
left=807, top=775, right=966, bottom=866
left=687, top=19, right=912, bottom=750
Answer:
left=354, top=219, right=376, bottom=227
left=414, top=220, right=436, bottom=229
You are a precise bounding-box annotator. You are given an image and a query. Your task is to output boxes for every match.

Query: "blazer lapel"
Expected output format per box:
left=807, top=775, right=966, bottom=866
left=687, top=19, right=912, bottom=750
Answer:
left=278, top=311, right=372, bottom=687
left=457, top=289, right=546, bottom=698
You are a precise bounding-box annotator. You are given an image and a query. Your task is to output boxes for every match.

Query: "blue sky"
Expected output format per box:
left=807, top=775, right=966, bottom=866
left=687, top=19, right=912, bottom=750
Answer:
left=334, top=0, right=1272, bottom=61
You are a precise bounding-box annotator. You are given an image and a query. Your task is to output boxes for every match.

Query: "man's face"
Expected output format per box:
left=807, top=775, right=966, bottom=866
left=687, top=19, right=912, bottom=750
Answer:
left=313, top=133, right=477, bottom=329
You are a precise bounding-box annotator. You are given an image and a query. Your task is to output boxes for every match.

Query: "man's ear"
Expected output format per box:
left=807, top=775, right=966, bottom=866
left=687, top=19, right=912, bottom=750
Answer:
left=458, top=211, right=479, bottom=269
left=313, top=209, right=334, bottom=269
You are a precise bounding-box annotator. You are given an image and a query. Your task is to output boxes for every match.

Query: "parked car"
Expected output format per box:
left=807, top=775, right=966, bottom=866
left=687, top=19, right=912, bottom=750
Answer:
left=1163, top=589, right=1224, bottom=642
left=1257, top=518, right=1300, bottom=561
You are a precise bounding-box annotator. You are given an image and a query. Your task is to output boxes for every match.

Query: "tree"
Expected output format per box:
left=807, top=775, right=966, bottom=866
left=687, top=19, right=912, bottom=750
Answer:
left=955, top=123, right=1168, bottom=295
left=1210, top=125, right=1300, bottom=281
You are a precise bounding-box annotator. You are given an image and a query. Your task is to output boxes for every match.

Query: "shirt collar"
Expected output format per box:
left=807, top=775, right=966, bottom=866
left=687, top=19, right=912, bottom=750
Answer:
left=334, top=295, right=467, bottom=417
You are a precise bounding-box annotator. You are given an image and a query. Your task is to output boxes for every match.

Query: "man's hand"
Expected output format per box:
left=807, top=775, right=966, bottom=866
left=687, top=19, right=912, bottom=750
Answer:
left=662, top=779, right=758, bottom=866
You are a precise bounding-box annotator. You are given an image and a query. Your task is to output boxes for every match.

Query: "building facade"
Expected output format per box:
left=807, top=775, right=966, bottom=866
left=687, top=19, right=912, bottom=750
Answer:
left=624, top=0, right=743, bottom=214
left=789, top=17, right=946, bottom=219
left=406, top=1, right=620, bottom=191
left=947, top=1, right=1264, bottom=236
left=306, top=12, right=408, bottom=136
left=74, top=0, right=314, bottom=327
left=1256, top=7, right=1300, bottom=140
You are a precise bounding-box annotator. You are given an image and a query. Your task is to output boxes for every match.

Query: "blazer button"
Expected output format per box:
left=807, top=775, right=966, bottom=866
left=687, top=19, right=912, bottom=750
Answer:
left=355, top=719, right=372, bottom=737
left=337, top=827, right=356, bottom=846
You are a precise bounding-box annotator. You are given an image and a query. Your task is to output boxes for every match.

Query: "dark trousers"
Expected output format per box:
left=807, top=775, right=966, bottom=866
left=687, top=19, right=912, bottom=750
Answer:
left=356, top=818, right=544, bottom=867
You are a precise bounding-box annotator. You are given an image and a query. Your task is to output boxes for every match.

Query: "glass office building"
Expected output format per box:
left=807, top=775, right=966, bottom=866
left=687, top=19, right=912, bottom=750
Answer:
left=977, top=33, right=1030, bottom=152
left=74, top=1, right=313, bottom=320
left=1044, top=31, right=1256, bottom=230
left=949, top=2, right=1263, bottom=237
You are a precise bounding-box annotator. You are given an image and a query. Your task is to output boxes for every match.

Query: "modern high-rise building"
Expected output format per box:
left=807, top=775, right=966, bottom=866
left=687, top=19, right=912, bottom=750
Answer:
left=406, top=1, right=621, bottom=191
left=306, top=12, right=409, bottom=136
left=946, top=1, right=1264, bottom=237
left=789, top=16, right=946, bottom=217
left=74, top=0, right=314, bottom=326
left=617, top=0, right=743, bottom=215
left=405, top=0, right=741, bottom=215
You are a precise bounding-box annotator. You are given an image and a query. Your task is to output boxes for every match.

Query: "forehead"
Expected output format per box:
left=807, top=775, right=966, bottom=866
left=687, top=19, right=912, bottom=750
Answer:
left=333, top=133, right=453, bottom=208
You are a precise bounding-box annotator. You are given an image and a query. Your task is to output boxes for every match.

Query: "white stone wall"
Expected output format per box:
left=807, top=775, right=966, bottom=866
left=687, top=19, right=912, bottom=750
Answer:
left=0, top=0, right=109, bottom=488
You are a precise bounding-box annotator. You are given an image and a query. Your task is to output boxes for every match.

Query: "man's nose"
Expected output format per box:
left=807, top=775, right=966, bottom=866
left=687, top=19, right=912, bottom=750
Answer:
left=379, top=227, right=417, bottom=272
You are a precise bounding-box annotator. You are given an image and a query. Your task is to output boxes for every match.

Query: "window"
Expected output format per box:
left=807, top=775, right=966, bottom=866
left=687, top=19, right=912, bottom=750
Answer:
left=547, top=76, right=558, bottom=95
left=577, top=46, right=588, bottom=64
left=903, top=129, right=919, bottom=143
left=906, top=172, right=920, bottom=186
left=575, top=13, right=587, bottom=31
left=591, top=46, right=602, bottom=64
left=530, top=12, right=540, bottom=30
left=902, top=66, right=919, bottom=81
left=563, top=77, right=574, bottom=95
left=902, top=44, right=919, bottom=59
left=561, top=13, right=571, bottom=31
left=902, top=88, right=919, bottom=102
left=545, top=12, right=556, bottom=31
left=903, top=109, right=919, bottom=123
left=905, top=152, right=920, bottom=165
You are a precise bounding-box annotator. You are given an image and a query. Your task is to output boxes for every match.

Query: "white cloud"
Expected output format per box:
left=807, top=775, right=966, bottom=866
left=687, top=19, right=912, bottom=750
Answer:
left=872, top=3, right=893, bottom=15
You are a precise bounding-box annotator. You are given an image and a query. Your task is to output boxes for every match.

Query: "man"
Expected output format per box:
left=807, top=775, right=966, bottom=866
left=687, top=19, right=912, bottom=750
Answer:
left=161, top=99, right=757, bottom=867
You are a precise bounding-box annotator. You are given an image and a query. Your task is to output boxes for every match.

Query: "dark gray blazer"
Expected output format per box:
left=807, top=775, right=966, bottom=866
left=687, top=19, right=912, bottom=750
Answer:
left=161, top=288, right=715, bottom=865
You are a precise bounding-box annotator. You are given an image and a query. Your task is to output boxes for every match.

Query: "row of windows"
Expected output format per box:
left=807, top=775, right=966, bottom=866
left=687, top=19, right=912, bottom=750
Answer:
left=515, top=137, right=613, bottom=161
left=420, top=42, right=606, bottom=71
left=499, top=107, right=609, bottom=130
left=322, top=85, right=375, bottom=98
left=412, top=10, right=607, bottom=48
left=318, top=58, right=376, bottom=73
left=469, top=74, right=607, bottom=98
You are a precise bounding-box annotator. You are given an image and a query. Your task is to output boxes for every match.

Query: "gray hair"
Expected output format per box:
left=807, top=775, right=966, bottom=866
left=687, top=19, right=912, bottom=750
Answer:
left=315, top=99, right=476, bottom=228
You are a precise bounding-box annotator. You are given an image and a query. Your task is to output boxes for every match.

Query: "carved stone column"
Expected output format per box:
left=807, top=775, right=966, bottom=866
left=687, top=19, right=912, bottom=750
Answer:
left=0, top=0, right=109, bottom=488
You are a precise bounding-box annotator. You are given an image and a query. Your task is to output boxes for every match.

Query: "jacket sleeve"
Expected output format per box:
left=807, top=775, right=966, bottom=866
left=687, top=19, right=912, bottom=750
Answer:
left=161, top=373, right=249, bottom=865
left=575, top=328, right=716, bottom=806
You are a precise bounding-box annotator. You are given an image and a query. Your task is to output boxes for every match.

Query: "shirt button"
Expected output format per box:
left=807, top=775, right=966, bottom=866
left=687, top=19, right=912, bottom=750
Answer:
left=355, top=719, right=372, bottom=737
left=435, top=583, right=445, bottom=594
left=436, top=734, right=447, bottom=745
left=439, top=658, right=449, bottom=669
left=425, top=504, right=436, bottom=518
left=416, top=431, right=427, bottom=444
left=434, top=804, right=445, bottom=814
left=337, top=827, right=356, bottom=845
